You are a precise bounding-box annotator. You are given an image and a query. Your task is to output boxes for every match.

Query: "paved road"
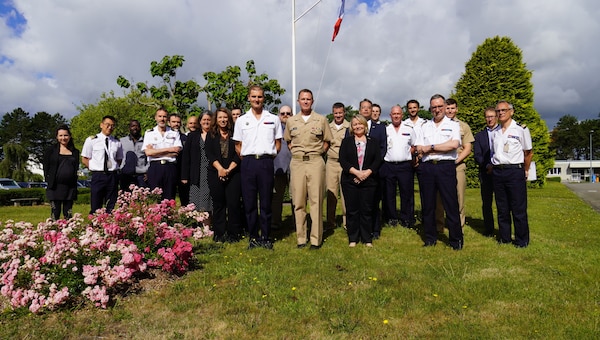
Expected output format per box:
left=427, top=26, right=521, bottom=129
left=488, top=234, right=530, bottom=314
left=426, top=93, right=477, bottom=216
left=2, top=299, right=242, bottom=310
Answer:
left=563, top=182, right=600, bottom=213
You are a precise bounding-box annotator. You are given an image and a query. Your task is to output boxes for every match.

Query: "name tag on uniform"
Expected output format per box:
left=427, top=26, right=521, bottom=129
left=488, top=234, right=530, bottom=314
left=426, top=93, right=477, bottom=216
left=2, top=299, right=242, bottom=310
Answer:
left=442, top=128, right=452, bottom=132
left=264, top=122, right=274, bottom=125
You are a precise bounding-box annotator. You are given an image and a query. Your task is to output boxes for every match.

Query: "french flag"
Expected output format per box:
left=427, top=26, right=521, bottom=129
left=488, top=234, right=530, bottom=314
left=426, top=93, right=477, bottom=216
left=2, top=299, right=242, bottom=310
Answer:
left=332, top=0, right=345, bottom=41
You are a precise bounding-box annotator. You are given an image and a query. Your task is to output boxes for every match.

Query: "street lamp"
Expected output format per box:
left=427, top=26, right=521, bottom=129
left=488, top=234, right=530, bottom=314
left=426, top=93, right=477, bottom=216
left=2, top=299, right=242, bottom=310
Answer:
left=591, top=130, right=594, bottom=183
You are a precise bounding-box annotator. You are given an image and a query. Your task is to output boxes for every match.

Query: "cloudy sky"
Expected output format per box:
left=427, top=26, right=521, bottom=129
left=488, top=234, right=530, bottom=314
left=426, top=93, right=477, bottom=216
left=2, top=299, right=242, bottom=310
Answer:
left=1, top=0, right=599, bottom=129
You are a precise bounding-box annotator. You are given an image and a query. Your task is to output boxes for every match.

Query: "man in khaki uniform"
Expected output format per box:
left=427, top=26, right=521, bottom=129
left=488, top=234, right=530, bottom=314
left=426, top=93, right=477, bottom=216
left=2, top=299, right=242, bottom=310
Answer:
left=326, top=102, right=350, bottom=230
left=284, top=89, right=333, bottom=249
left=436, top=98, right=474, bottom=230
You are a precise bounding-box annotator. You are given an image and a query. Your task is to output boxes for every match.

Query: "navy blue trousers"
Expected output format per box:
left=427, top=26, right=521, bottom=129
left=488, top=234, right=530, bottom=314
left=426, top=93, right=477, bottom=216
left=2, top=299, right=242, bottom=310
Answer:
left=416, top=161, right=463, bottom=248
left=147, top=162, right=177, bottom=200
left=90, top=171, right=119, bottom=214
left=479, top=171, right=495, bottom=235
left=381, top=161, right=415, bottom=225
left=241, top=157, right=274, bottom=241
left=493, top=167, right=529, bottom=246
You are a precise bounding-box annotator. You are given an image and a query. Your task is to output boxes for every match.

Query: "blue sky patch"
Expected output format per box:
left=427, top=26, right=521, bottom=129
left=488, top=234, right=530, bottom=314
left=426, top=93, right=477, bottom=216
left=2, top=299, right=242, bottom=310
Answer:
left=0, top=1, right=27, bottom=36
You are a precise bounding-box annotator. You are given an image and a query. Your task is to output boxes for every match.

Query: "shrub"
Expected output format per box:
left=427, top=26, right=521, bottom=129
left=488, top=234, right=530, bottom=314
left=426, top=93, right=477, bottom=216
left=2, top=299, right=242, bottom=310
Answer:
left=0, top=186, right=212, bottom=313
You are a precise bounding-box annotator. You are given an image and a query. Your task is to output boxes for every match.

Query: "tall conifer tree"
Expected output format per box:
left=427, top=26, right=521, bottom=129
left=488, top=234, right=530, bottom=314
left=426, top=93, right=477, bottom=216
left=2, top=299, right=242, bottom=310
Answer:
left=453, top=36, right=551, bottom=187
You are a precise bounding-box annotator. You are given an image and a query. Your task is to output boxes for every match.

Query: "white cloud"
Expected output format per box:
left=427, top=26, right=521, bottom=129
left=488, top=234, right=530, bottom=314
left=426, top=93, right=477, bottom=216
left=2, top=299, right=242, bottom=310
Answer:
left=0, top=0, right=599, bottom=128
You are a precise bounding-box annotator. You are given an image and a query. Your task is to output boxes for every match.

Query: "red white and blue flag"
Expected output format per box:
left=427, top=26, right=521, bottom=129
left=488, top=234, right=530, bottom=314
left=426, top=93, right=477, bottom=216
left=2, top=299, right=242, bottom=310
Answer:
left=331, top=0, right=345, bottom=41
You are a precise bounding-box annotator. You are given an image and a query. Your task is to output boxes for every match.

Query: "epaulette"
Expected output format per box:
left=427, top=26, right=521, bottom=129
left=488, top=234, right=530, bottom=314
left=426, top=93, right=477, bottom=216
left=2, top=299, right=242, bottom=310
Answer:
left=146, top=129, right=153, bottom=133
left=90, top=135, right=98, bottom=139
left=517, top=122, right=527, bottom=129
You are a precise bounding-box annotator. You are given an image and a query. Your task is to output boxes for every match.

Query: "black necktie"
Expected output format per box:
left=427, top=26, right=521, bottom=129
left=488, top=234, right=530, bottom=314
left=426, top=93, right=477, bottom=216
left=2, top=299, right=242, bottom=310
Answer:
left=104, top=138, right=109, bottom=172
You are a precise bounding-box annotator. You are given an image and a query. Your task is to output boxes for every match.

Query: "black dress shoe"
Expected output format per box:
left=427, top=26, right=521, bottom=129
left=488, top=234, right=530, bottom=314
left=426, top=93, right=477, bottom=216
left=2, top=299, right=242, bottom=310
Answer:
left=262, top=240, right=274, bottom=250
left=297, top=243, right=307, bottom=249
left=309, top=244, right=321, bottom=250
left=248, top=239, right=261, bottom=249
left=372, top=232, right=380, bottom=240
left=423, top=241, right=437, bottom=247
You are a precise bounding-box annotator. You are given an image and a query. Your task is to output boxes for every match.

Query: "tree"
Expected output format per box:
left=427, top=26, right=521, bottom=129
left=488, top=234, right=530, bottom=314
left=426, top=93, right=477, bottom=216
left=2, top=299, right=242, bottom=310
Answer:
left=29, top=111, right=68, bottom=164
left=71, top=91, right=156, bottom=152
left=0, top=143, right=30, bottom=180
left=0, top=108, right=30, bottom=159
left=0, top=108, right=67, bottom=164
left=117, top=55, right=203, bottom=117
left=202, top=60, right=285, bottom=111
left=453, top=36, right=552, bottom=187
left=551, top=116, right=600, bottom=160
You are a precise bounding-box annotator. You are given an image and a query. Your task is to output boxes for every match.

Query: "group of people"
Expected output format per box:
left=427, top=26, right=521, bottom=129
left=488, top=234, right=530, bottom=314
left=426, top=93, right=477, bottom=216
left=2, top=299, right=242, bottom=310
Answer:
left=42, top=86, right=533, bottom=251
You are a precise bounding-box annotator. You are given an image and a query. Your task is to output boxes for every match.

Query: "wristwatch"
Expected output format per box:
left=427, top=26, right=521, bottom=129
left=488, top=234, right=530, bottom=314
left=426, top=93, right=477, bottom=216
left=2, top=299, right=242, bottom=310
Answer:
left=431, top=144, right=435, bottom=151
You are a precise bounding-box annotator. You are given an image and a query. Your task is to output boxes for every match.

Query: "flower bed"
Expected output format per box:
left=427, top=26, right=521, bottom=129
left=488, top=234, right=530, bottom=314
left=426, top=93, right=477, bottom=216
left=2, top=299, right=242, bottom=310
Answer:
left=0, top=186, right=212, bottom=313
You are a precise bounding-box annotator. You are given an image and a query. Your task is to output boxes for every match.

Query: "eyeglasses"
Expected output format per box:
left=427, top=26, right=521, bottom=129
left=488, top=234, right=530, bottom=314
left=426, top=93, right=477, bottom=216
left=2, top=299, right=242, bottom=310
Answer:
left=495, top=108, right=512, bottom=113
left=280, top=112, right=292, bottom=116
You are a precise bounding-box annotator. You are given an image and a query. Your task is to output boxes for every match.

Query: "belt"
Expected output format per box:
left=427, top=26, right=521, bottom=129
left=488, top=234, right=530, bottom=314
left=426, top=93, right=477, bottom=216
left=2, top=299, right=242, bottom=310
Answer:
left=292, top=154, right=322, bottom=161
left=91, top=170, right=117, bottom=174
left=426, top=160, right=455, bottom=165
left=328, top=157, right=339, bottom=162
left=151, top=160, right=175, bottom=165
left=246, top=154, right=274, bottom=160
left=385, top=160, right=411, bottom=164
left=494, top=163, right=523, bottom=169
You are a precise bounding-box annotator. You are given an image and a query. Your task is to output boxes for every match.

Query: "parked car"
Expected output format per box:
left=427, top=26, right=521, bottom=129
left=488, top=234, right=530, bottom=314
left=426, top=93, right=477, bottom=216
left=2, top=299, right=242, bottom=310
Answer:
left=28, top=182, right=48, bottom=188
left=77, top=179, right=91, bottom=188
left=0, top=178, right=22, bottom=190
left=17, top=181, right=29, bottom=188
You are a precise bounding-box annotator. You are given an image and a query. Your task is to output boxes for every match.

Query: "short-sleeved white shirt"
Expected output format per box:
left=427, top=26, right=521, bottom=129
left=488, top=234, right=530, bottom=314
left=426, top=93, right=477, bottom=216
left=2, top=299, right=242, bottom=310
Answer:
left=491, top=120, right=532, bottom=165
left=416, top=116, right=461, bottom=162
left=232, top=109, right=282, bottom=156
left=384, top=123, right=415, bottom=162
left=142, top=126, right=182, bottom=162
left=81, top=133, right=123, bottom=171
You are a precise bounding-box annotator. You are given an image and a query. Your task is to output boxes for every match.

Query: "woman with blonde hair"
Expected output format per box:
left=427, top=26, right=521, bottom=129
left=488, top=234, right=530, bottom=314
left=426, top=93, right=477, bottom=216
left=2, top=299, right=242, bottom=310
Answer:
left=339, top=115, right=382, bottom=247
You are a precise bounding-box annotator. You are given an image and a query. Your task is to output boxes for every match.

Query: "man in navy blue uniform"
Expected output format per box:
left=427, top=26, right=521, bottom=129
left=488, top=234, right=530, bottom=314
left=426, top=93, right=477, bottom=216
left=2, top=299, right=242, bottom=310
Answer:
left=490, top=101, right=533, bottom=248
left=81, top=115, right=123, bottom=214
left=473, top=107, right=499, bottom=237
left=359, top=98, right=386, bottom=239
left=233, top=85, right=283, bottom=250
left=415, top=94, right=463, bottom=250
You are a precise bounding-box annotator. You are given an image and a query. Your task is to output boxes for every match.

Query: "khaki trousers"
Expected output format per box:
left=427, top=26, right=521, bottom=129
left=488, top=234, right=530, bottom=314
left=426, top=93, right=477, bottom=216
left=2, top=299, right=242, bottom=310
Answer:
left=436, top=162, right=467, bottom=230
left=290, top=157, right=325, bottom=246
left=326, top=159, right=346, bottom=229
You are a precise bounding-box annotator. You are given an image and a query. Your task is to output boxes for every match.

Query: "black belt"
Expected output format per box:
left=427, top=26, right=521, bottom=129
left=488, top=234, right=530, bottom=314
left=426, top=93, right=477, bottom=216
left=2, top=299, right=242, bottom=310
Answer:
left=151, top=160, right=175, bottom=165
left=426, top=160, right=454, bottom=165
left=246, top=154, right=274, bottom=160
left=292, top=154, right=321, bottom=161
left=494, top=163, right=523, bottom=169
left=91, top=170, right=117, bottom=174
left=385, top=160, right=411, bottom=164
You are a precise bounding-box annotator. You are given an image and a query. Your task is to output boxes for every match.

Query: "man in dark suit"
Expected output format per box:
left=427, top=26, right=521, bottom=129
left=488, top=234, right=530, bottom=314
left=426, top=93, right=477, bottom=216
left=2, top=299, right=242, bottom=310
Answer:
left=473, top=107, right=499, bottom=237
left=359, top=99, right=386, bottom=239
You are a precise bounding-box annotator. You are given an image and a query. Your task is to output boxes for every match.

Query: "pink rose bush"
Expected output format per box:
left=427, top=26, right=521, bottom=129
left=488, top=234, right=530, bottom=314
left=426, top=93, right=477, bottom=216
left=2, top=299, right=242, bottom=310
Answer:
left=0, top=186, right=211, bottom=313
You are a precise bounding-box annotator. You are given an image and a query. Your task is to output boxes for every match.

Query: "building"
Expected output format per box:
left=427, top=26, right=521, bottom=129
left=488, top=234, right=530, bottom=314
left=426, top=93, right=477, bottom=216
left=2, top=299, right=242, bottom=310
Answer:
left=547, top=160, right=600, bottom=182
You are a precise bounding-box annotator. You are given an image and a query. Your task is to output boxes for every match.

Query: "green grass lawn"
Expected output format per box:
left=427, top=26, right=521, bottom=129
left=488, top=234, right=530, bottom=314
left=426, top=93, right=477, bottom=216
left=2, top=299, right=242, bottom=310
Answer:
left=1, top=182, right=599, bottom=339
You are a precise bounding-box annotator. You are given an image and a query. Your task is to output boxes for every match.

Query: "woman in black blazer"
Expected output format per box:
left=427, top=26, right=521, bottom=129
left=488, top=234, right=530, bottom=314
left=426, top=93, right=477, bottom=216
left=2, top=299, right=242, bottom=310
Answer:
left=181, top=111, right=213, bottom=213
left=204, top=108, right=242, bottom=243
left=339, top=115, right=382, bottom=247
left=43, top=125, right=80, bottom=220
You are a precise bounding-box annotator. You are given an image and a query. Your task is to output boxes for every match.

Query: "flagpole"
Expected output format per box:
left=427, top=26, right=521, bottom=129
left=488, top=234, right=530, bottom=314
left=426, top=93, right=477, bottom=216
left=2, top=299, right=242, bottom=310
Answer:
left=292, top=0, right=296, bottom=115
left=292, top=0, right=322, bottom=116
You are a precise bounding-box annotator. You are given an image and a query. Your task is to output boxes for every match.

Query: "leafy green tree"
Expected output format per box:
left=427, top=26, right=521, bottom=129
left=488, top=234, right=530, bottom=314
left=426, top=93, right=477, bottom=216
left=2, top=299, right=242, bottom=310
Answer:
left=117, top=55, right=203, bottom=117
left=202, top=60, right=285, bottom=111
left=453, top=36, right=552, bottom=187
left=0, top=143, right=31, bottom=180
left=0, top=108, right=30, bottom=159
left=71, top=91, right=156, bottom=152
left=29, top=111, right=68, bottom=164
left=551, top=117, right=600, bottom=160
left=0, top=108, right=67, bottom=164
